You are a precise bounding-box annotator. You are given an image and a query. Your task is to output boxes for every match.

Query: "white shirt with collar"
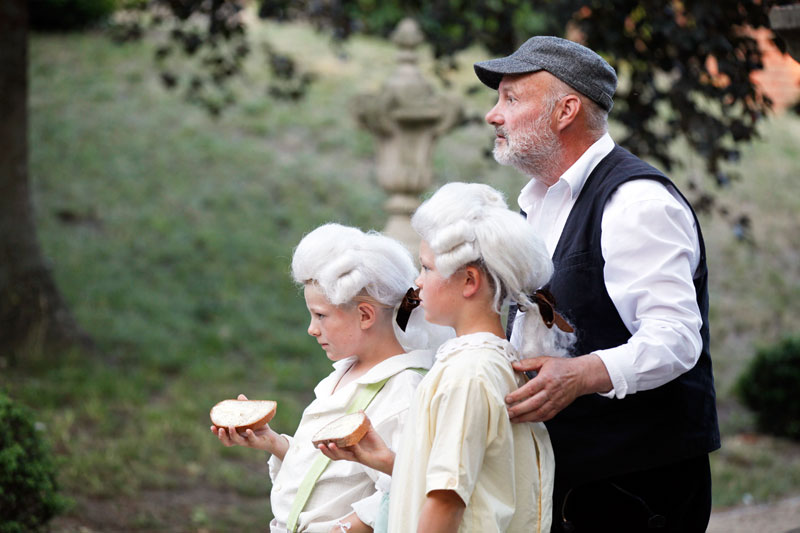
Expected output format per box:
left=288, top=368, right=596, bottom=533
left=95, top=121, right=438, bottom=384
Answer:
left=510, top=132, right=703, bottom=399
left=268, top=349, right=433, bottom=532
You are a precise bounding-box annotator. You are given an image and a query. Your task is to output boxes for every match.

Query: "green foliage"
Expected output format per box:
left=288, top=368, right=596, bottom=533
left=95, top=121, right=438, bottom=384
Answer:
left=30, top=0, right=118, bottom=31
left=736, top=337, right=800, bottom=440
left=114, top=0, right=798, bottom=201
left=0, top=392, right=67, bottom=532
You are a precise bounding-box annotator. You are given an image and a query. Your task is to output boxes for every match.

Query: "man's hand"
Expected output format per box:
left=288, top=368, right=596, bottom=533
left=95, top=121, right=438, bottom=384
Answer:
left=506, top=354, right=612, bottom=423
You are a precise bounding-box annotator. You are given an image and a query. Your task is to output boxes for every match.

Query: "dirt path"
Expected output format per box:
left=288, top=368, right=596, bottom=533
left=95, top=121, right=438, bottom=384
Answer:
left=50, top=488, right=800, bottom=532
left=708, top=494, right=800, bottom=533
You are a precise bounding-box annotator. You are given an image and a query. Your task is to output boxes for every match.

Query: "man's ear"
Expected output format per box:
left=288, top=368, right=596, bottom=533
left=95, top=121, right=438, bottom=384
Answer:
left=554, top=94, right=581, bottom=132
left=462, top=266, right=482, bottom=298
left=357, top=302, right=377, bottom=330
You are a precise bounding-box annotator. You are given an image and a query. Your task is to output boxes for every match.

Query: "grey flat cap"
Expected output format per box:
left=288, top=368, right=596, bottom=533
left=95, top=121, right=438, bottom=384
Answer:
left=474, top=36, right=617, bottom=111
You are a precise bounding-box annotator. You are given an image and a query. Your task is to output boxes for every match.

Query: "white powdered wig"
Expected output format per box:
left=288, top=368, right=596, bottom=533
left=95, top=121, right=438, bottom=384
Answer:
left=291, top=223, right=416, bottom=306
left=412, top=182, right=574, bottom=357
left=291, top=223, right=453, bottom=351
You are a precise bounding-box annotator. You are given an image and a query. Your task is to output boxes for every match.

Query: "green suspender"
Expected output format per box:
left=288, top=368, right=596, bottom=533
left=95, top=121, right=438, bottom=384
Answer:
left=285, top=368, right=427, bottom=533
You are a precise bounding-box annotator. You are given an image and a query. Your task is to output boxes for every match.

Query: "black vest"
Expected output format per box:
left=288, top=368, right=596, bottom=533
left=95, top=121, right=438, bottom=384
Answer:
left=514, top=145, right=720, bottom=485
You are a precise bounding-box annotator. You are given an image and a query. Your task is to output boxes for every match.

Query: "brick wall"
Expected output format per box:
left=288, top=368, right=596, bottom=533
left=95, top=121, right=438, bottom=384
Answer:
left=749, top=27, right=800, bottom=112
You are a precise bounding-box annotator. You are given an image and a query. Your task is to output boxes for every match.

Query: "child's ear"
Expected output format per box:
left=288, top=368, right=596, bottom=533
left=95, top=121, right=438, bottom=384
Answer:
left=357, top=302, right=377, bottom=330
left=462, top=266, right=482, bottom=298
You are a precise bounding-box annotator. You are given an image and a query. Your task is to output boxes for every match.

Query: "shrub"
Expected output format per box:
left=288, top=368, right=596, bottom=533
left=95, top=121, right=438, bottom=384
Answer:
left=0, top=391, right=67, bottom=533
left=736, top=336, right=800, bottom=440
left=30, top=0, right=118, bottom=31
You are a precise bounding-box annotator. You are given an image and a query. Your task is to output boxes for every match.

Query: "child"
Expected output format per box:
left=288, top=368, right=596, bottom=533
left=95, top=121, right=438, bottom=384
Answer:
left=212, top=223, right=447, bottom=533
left=320, top=182, right=573, bottom=532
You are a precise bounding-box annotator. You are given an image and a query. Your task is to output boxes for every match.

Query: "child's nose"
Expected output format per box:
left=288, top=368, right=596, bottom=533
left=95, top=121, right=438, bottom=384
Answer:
left=307, top=321, right=320, bottom=337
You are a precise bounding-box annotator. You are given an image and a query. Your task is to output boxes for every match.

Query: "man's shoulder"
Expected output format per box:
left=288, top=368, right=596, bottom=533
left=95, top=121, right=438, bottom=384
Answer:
left=601, top=145, right=668, bottom=179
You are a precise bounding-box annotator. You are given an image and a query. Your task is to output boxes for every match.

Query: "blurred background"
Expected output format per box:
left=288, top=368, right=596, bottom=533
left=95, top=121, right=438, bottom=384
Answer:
left=2, top=0, right=800, bottom=531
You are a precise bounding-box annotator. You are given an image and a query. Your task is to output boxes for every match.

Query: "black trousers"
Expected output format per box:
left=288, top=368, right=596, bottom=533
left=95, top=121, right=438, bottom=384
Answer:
left=551, top=454, right=712, bottom=533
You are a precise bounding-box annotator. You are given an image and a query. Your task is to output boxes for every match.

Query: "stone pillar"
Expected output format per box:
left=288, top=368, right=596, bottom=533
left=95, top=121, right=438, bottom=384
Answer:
left=770, top=4, right=800, bottom=63
left=354, top=18, right=461, bottom=255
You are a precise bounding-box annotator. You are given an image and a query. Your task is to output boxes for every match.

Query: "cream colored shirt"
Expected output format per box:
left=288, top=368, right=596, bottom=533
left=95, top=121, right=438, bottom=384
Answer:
left=268, top=349, right=434, bottom=533
left=388, top=333, right=554, bottom=533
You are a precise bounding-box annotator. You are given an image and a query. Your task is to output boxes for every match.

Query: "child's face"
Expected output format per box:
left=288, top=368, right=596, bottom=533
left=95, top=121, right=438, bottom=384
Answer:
left=304, top=284, right=362, bottom=362
left=415, top=240, right=462, bottom=328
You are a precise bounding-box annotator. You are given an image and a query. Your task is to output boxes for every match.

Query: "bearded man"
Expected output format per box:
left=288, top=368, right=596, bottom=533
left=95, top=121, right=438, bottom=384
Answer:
left=474, top=37, right=720, bottom=533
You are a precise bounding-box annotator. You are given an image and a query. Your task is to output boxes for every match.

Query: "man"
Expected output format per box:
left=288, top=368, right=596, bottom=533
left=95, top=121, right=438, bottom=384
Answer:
left=473, top=37, right=720, bottom=532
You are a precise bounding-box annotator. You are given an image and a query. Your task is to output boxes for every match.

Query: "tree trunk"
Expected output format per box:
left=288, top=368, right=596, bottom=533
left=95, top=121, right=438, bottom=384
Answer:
left=0, top=0, right=90, bottom=361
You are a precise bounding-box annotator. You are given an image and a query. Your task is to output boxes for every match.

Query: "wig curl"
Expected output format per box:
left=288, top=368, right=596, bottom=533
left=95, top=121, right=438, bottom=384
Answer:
left=291, top=223, right=453, bottom=351
left=412, top=182, right=574, bottom=356
left=291, top=223, right=416, bottom=307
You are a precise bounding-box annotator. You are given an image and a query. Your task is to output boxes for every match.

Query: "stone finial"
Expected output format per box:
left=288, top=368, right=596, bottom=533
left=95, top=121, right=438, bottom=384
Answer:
left=391, top=17, right=424, bottom=50
left=353, top=18, right=462, bottom=254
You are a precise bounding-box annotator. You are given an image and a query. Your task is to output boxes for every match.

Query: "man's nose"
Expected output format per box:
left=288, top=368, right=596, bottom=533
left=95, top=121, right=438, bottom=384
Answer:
left=485, top=103, right=503, bottom=126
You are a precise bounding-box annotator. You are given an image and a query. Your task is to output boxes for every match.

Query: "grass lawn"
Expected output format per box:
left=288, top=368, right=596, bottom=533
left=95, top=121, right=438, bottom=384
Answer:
left=4, top=18, right=800, bottom=530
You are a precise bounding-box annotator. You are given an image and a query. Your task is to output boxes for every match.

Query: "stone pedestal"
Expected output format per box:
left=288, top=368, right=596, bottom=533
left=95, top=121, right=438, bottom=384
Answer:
left=354, top=18, right=461, bottom=255
left=770, top=4, right=800, bottom=63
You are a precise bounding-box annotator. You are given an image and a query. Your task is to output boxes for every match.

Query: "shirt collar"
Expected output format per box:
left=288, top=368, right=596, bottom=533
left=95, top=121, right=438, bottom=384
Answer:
left=435, top=332, right=517, bottom=364
left=353, top=349, right=434, bottom=384
left=517, top=132, right=615, bottom=210
left=314, top=350, right=434, bottom=398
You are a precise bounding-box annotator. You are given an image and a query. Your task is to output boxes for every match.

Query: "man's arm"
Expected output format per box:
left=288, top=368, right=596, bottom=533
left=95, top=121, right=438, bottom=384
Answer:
left=506, top=180, right=702, bottom=422
left=594, top=180, right=703, bottom=398
left=417, top=490, right=465, bottom=533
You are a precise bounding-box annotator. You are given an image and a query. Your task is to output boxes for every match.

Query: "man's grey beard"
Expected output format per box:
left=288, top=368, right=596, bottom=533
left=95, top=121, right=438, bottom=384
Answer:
left=492, top=113, right=563, bottom=181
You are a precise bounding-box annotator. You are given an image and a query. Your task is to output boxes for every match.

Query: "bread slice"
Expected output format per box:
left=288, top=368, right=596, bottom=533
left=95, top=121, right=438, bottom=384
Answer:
left=210, top=399, right=277, bottom=432
left=311, top=411, right=370, bottom=448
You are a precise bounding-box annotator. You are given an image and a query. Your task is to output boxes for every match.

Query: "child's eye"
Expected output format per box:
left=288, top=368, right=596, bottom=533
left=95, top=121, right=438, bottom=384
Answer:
left=315, top=313, right=325, bottom=319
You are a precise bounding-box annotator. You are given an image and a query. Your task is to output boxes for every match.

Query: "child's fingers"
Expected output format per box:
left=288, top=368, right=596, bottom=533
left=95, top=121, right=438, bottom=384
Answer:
left=317, top=444, right=337, bottom=460
left=227, top=426, right=248, bottom=445
left=237, top=393, right=248, bottom=400
left=251, top=425, right=271, bottom=437
left=319, top=442, right=356, bottom=462
left=245, top=428, right=263, bottom=441
left=214, top=427, right=233, bottom=446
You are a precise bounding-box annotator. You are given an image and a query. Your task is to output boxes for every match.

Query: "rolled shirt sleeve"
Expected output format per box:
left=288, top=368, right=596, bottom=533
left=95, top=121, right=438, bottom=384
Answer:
left=267, top=434, right=294, bottom=482
left=596, top=180, right=703, bottom=398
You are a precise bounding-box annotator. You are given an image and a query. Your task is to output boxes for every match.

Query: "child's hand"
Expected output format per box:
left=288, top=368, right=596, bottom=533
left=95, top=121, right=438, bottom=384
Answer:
left=317, top=417, right=395, bottom=476
left=210, top=393, right=289, bottom=460
left=211, top=424, right=275, bottom=451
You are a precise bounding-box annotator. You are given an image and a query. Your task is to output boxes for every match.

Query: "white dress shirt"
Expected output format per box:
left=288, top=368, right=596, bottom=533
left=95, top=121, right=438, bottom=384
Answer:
left=268, top=349, right=433, bottom=532
left=510, top=133, right=703, bottom=399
